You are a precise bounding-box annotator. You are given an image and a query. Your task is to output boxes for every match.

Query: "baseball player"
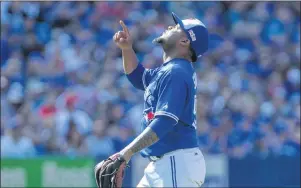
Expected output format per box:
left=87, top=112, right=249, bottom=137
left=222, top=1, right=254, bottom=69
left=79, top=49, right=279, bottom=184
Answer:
left=94, top=12, right=209, bottom=188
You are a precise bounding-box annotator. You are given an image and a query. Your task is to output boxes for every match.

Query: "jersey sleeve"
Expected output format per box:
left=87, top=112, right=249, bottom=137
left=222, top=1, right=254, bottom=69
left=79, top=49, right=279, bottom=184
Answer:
left=126, top=63, right=159, bottom=91
left=148, top=116, right=177, bottom=139
left=154, top=69, right=187, bottom=123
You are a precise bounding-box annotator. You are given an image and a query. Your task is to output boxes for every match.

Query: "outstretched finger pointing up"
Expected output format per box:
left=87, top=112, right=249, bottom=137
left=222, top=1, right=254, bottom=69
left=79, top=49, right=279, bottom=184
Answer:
left=120, top=20, right=129, bottom=36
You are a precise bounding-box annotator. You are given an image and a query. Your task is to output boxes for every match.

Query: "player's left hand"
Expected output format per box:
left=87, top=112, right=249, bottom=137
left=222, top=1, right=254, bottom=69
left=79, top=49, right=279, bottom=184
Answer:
left=94, top=153, right=128, bottom=188
left=119, top=148, right=133, bottom=163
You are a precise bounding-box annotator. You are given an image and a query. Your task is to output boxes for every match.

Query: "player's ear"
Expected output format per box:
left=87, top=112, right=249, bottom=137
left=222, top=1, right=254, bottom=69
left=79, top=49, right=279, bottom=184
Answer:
left=179, top=37, right=190, bottom=48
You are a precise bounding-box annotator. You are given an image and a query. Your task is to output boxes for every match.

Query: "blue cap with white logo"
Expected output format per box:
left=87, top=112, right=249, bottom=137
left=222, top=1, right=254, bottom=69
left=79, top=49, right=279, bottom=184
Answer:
left=172, top=12, right=209, bottom=62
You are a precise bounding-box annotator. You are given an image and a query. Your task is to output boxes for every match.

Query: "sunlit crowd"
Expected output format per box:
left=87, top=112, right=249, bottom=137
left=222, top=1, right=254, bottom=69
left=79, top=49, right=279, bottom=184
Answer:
left=1, top=2, right=300, bottom=159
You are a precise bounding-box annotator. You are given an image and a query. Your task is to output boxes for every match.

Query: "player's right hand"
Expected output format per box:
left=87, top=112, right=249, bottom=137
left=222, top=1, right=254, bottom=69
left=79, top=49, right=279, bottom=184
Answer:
left=113, top=20, right=133, bottom=50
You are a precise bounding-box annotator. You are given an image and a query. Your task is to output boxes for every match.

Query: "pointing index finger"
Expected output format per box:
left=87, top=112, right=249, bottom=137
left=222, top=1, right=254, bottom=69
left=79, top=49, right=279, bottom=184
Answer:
left=120, top=20, right=129, bottom=36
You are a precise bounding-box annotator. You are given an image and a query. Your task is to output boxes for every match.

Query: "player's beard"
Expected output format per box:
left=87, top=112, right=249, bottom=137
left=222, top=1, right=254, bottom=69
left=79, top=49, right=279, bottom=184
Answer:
left=152, top=36, right=164, bottom=45
left=152, top=36, right=173, bottom=52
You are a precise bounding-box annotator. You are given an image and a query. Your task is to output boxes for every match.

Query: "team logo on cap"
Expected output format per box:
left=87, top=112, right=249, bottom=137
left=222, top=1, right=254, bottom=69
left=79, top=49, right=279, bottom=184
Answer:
left=188, top=30, right=196, bottom=41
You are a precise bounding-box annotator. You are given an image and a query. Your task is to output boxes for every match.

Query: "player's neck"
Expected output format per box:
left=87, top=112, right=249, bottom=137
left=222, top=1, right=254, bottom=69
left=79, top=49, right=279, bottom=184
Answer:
left=163, top=52, right=190, bottom=63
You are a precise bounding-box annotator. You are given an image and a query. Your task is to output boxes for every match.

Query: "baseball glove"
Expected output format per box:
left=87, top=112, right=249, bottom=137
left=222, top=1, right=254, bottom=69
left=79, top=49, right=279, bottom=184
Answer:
left=94, top=153, right=128, bottom=188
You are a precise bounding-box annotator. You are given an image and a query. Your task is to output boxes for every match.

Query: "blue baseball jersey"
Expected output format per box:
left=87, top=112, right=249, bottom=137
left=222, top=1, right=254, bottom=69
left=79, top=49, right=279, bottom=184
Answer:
left=127, top=58, right=199, bottom=157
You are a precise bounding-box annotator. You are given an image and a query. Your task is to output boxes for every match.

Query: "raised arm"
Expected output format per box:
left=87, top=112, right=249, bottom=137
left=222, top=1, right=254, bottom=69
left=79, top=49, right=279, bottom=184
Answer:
left=113, top=20, right=138, bottom=74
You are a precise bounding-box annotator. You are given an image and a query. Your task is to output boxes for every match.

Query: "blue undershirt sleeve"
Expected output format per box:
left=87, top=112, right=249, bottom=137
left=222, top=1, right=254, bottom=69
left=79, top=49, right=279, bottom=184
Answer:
left=126, top=63, right=160, bottom=91
left=126, top=63, right=145, bottom=91
left=148, top=116, right=177, bottom=139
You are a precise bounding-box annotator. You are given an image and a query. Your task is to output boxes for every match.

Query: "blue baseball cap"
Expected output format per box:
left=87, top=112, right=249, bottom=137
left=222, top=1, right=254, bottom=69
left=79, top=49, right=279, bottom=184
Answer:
left=172, top=12, right=209, bottom=62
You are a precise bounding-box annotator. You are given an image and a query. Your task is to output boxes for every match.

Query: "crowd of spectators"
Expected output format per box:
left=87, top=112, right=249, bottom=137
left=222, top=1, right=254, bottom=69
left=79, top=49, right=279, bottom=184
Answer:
left=1, top=2, right=300, bottom=159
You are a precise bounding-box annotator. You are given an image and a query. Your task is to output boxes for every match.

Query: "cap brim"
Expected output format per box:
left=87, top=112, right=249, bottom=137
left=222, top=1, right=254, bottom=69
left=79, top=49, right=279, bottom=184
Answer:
left=172, top=12, right=185, bottom=31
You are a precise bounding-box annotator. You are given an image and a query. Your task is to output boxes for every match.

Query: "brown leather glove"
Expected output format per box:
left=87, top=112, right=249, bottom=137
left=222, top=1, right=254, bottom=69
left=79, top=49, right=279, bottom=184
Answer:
left=94, top=153, right=128, bottom=188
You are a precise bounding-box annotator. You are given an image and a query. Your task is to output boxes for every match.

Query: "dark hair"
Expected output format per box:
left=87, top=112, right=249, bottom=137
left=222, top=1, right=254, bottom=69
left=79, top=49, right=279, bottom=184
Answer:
left=190, top=46, right=197, bottom=62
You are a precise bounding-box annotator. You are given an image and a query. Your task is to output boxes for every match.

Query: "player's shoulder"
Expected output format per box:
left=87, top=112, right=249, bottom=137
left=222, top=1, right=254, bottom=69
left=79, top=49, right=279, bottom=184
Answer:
left=157, top=65, right=192, bottom=87
left=145, top=66, right=161, bottom=77
left=162, top=62, right=191, bottom=80
left=162, top=61, right=184, bottom=72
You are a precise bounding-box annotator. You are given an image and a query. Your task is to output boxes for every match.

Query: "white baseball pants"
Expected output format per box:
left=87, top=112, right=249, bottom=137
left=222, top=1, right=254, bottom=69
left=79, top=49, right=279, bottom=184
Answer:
left=137, top=147, right=206, bottom=187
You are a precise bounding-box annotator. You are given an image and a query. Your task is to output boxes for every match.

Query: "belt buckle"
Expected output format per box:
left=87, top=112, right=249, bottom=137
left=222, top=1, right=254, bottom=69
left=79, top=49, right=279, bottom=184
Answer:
left=149, top=156, right=160, bottom=162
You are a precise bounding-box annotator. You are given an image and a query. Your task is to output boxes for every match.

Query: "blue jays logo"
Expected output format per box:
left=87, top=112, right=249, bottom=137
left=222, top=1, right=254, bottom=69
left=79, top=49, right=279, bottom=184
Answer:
left=143, top=107, right=155, bottom=124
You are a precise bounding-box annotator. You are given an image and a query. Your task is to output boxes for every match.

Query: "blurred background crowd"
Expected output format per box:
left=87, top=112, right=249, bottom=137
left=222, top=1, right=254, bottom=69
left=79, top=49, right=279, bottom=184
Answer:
left=1, top=1, right=300, bottom=159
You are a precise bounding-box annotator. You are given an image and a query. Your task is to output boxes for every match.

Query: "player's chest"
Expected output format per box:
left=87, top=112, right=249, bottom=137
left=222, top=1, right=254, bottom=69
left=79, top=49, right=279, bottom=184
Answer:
left=144, top=71, right=164, bottom=106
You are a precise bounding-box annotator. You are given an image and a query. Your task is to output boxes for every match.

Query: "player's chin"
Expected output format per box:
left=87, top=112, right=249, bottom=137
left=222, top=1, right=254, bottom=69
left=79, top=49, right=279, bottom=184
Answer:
left=152, top=36, right=165, bottom=44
